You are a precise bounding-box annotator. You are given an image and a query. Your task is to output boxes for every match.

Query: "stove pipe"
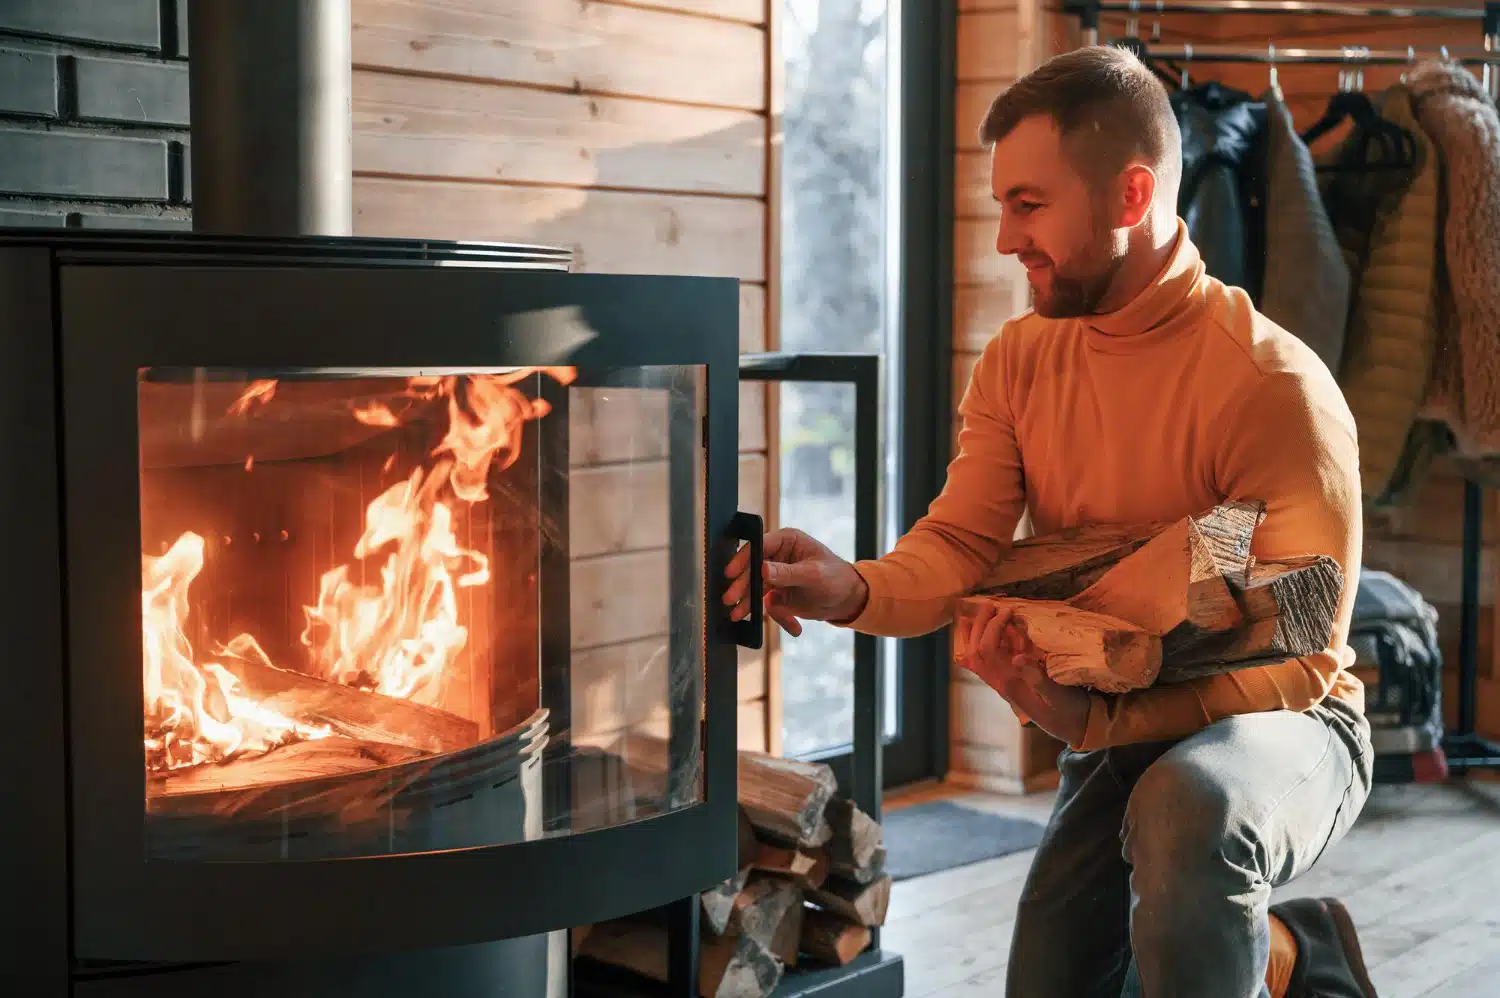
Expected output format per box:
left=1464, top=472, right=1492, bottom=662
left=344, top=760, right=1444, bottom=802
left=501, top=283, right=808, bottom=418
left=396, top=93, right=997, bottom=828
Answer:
left=187, top=0, right=354, bottom=237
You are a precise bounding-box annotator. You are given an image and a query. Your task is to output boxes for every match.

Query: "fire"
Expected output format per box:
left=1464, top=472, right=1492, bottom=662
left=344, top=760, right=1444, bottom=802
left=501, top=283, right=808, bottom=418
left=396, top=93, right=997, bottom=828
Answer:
left=143, top=532, right=330, bottom=772
left=227, top=379, right=277, bottom=415
left=299, top=465, right=491, bottom=704
left=144, top=369, right=573, bottom=774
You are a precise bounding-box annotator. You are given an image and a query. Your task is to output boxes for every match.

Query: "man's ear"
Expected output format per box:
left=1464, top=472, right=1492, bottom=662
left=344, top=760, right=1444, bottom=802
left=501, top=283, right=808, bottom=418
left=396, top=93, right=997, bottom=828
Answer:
left=1116, top=164, right=1157, bottom=227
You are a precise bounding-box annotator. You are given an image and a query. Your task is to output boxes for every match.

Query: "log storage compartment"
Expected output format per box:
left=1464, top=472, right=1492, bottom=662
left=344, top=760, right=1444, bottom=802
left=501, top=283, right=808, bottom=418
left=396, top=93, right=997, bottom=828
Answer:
left=2, top=229, right=753, bottom=998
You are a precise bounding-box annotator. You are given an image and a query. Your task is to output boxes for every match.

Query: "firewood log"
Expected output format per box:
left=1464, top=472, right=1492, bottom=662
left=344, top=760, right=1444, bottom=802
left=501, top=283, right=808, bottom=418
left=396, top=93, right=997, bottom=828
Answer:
left=702, top=866, right=754, bottom=936
left=807, top=874, right=891, bottom=928
left=799, top=908, right=871, bottom=967
left=218, top=648, right=479, bottom=754
left=1187, top=499, right=1266, bottom=583
left=824, top=797, right=882, bottom=872
left=149, top=736, right=427, bottom=798
left=753, top=842, right=829, bottom=891
left=956, top=597, right=1162, bottom=693
left=1156, top=555, right=1344, bottom=683
left=973, top=500, right=1265, bottom=603
left=699, top=933, right=783, bottom=998
left=769, top=900, right=804, bottom=967
left=1068, top=517, right=1243, bottom=657
left=737, top=751, right=838, bottom=847
left=831, top=844, right=886, bottom=886
left=738, top=806, right=759, bottom=866
left=974, top=521, right=1167, bottom=601
left=574, top=917, right=668, bottom=983
left=729, top=875, right=804, bottom=952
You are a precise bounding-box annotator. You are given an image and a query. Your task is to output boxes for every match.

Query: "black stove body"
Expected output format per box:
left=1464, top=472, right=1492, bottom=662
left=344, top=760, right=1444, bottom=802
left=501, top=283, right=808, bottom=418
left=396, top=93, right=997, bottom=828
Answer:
left=0, top=229, right=754, bottom=998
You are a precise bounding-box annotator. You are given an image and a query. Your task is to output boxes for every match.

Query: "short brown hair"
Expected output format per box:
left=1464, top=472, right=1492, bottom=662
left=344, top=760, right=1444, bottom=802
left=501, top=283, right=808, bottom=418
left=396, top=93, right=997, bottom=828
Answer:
left=979, top=45, right=1180, bottom=192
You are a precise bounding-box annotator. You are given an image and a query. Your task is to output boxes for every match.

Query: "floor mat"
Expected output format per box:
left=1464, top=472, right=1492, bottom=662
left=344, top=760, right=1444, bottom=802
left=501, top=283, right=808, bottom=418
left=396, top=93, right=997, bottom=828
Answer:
left=883, top=800, right=1046, bottom=882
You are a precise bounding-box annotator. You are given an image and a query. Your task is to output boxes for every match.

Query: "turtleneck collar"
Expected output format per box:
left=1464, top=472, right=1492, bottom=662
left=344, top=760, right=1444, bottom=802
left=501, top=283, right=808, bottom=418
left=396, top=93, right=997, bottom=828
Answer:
left=1082, top=219, right=1208, bottom=350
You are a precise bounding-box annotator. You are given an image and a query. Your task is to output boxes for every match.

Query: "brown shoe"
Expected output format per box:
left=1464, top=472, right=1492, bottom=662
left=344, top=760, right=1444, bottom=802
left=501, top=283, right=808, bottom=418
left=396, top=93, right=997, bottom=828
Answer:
left=1321, top=898, right=1379, bottom=998
left=1269, top=897, right=1379, bottom=998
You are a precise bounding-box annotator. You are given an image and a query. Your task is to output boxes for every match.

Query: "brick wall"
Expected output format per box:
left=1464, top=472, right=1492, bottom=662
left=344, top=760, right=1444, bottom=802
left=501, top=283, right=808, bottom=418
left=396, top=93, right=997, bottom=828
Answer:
left=0, top=0, right=190, bottom=229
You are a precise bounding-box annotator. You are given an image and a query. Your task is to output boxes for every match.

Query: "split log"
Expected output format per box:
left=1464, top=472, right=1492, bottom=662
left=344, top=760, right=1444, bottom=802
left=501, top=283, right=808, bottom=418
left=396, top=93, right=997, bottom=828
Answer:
left=824, top=797, right=882, bottom=872
left=974, top=500, right=1265, bottom=603
left=957, top=597, right=1162, bottom=693
left=974, top=521, right=1167, bottom=601
left=729, top=876, right=805, bottom=952
left=738, top=751, right=838, bottom=847
left=148, top=736, right=427, bottom=798
left=738, top=807, right=759, bottom=866
left=702, top=866, right=754, bottom=936
left=769, top=899, right=804, bottom=967
left=1157, top=555, right=1344, bottom=684
left=831, top=844, right=887, bottom=886
left=1068, top=517, right=1244, bottom=657
left=574, top=918, right=668, bottom=984
left=700, top=933, right=783, bottom=998
left=808, top=874, right=891, bottom=928
left=1187, top=499, right=1266, bottom=583
left=800, top=908, right=871, bottom=967
left=753, top=842, right=829, bottom=890
left=218, top=645, right=479, bottom=754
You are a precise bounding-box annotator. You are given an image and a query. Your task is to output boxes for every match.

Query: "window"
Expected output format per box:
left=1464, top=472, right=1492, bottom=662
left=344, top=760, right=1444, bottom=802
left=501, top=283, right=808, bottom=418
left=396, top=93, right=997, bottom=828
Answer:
left=778, top=0, right=900, bottom=759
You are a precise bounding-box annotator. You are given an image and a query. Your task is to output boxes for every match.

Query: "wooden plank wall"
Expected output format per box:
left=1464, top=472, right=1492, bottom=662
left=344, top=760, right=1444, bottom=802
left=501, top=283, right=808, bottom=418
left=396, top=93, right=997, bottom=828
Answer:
left=346, top=0, right=776, bottom=754
left=949, top=1, right=1500, bottom=793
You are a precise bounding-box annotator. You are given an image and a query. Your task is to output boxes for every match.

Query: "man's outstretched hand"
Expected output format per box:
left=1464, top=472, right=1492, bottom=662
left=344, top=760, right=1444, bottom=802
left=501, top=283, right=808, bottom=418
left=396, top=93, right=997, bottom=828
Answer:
left=955, top=599, right=1091, bottom=747
left=723, top=528, right=869, bottom=637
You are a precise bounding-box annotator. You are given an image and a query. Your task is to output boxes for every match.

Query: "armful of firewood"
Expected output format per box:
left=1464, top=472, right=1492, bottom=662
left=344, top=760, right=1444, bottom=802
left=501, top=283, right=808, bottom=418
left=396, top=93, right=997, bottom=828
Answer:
left=959, top=502, right=1343, bottom=693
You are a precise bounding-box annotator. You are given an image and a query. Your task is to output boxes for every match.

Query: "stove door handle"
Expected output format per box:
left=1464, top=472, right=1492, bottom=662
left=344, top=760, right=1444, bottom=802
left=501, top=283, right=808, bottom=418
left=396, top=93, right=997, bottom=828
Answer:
left=729, top=510, right=765, bottom=650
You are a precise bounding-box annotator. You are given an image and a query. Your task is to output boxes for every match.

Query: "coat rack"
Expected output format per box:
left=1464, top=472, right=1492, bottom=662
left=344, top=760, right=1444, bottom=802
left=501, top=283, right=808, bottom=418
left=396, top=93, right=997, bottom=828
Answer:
left=1055, top=0, right=1500, bottom=775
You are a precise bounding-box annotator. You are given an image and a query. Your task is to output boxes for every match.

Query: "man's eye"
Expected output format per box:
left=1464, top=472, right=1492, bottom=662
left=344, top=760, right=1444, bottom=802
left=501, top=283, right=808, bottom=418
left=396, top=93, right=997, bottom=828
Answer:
left=1013, top=201, right=1043, bottom=215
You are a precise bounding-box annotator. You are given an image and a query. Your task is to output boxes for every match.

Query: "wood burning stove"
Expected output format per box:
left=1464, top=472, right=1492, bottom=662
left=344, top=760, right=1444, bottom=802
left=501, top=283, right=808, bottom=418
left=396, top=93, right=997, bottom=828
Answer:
left=0, top=229, right=759, bottom=997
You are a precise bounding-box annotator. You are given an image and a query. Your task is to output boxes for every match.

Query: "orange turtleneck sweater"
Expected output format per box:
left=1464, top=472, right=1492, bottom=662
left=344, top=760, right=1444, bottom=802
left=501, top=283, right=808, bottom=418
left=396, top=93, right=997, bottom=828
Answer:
left=847, top=220, right=1365, bottom=751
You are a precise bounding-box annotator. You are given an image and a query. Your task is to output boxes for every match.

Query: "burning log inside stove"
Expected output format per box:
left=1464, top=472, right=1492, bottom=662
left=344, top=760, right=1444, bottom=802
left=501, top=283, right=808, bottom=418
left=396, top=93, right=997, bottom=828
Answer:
left=139, top=368, right=572, bottom=835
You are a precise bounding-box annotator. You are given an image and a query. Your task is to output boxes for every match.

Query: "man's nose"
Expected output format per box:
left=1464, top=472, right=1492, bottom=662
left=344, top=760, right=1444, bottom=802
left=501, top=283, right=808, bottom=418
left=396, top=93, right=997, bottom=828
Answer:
left=995, top=215, right=1024, bottom=256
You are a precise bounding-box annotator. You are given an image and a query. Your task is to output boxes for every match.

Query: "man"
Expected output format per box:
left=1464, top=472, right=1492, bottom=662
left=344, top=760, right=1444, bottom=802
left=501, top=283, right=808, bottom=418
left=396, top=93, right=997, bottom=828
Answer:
left=724, top=45, right=1378, bottom=998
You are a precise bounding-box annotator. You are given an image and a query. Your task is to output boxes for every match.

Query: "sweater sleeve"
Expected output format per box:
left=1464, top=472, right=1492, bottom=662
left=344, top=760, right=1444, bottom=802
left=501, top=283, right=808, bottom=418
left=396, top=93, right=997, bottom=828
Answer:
left=1074, top=368, right=1362, bottom=750
left=844, top=332, right=1028, bottom=638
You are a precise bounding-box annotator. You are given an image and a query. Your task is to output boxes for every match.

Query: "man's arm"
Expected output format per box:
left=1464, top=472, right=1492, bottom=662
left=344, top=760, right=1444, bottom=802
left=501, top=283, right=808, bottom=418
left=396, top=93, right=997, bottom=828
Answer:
left=1070, top=369, right=1363, bottom=751
left=844, top=332, right=1029, bottom=638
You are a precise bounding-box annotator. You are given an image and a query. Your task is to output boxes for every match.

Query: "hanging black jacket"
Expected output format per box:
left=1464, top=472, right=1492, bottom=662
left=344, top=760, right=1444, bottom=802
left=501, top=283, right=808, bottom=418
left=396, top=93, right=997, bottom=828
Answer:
left=1171, top=83, right=1268, bottom=302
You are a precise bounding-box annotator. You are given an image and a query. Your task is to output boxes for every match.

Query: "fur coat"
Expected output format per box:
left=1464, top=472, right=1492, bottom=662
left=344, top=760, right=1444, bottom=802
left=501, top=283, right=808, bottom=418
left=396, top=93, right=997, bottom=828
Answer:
left=1406, top=60, right=1500, bottom=455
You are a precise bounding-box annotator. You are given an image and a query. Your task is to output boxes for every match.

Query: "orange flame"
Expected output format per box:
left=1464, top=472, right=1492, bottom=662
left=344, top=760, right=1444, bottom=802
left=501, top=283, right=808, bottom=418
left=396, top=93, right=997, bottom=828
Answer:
left=143, top=533, right=330, bottom=771
left=144, top=369, right=574, bottom=773
left=227, top=379, right=278, bottom=416
left=299, top=466, right=491, bottom=704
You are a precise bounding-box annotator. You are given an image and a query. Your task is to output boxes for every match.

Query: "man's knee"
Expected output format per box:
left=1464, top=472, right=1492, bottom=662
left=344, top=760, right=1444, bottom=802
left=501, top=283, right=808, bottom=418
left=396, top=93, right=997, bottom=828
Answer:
left=1122, top=751, right=1259, bottom=899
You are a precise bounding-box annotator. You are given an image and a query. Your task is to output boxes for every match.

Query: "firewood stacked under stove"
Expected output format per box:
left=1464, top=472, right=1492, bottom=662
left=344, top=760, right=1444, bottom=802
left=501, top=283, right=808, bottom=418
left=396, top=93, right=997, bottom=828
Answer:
left=574, top=750, right=888, bottom=997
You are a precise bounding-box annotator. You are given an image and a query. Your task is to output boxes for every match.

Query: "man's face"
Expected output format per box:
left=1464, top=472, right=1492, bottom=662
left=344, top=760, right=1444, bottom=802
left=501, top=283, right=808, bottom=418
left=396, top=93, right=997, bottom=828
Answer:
left=989, top=114, right=1124, bottom=318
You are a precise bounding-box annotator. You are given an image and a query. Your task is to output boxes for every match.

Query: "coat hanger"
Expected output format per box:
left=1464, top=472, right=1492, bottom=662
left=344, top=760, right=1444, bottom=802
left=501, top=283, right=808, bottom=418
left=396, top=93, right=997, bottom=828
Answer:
left=1304, top=47, right=1415, bottom=173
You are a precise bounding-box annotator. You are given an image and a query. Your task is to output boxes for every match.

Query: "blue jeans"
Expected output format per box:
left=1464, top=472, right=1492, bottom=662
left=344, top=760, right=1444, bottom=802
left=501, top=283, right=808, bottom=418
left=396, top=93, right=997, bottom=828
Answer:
left=1005, top=697, right=1373, bottom=998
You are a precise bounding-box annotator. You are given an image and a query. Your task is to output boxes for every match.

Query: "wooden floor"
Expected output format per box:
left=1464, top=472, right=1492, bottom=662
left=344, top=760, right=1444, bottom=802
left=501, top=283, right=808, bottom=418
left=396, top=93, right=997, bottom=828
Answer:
left=881, top=780, right=1500, bottom=997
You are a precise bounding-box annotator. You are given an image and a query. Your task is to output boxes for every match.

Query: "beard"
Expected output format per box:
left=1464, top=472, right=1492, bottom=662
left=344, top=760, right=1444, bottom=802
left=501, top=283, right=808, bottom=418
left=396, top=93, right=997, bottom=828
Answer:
left=1029, top=210, right=1127, bottom=319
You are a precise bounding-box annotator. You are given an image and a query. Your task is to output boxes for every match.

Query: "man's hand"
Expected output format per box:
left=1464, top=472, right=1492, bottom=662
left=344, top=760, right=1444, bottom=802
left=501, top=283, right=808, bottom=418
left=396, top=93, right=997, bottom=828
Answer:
left=955, top=600, right=1092, bottom=747
left=723, top=528, right=869, bottom=637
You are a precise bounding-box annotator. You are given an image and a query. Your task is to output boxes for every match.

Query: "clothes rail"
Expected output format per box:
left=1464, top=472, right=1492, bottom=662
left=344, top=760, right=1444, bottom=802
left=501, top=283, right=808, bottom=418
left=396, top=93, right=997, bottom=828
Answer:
left=1119, top=42, right=1500, bottom=63
left=1061, top=1, right=1488, bottom=21
left=1059, top=0, right=1500, bottom=48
